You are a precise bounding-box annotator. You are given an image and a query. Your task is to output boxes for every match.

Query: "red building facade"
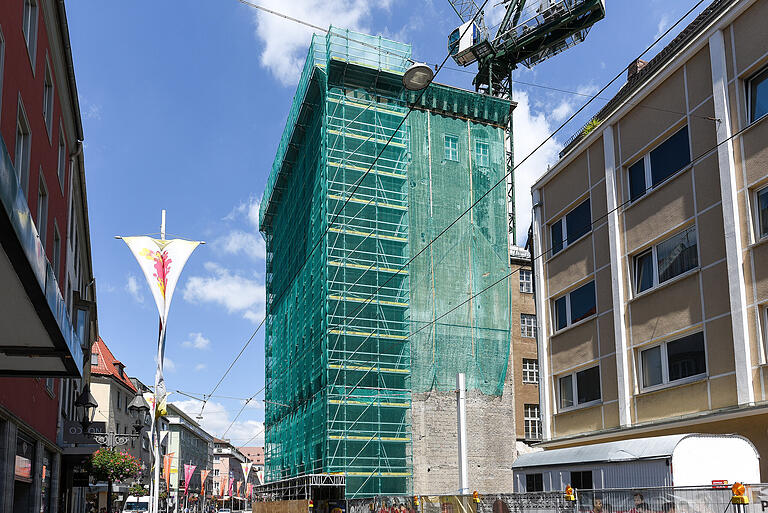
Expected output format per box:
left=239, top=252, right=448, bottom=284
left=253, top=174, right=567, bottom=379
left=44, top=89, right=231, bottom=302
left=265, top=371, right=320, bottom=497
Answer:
left=0, top=2, right=97, bottom=513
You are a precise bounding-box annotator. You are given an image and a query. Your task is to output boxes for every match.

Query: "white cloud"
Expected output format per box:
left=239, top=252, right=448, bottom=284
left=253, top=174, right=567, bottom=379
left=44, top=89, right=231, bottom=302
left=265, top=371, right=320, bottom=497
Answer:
left=183, top=262, right=266, bottom=323
left=217, top=230, right=266, bottom=262
left=172, top=399, right=264, bottom=444
left=654, top=13, right=671, bottom=40
left=248, top=0, right=392, bottom=85
left=125, top=274, right=145, bottom=304
left=225, top=196, right=260, bottom=231
left=513, top=90, right=564, bottom=244
left=195, top=363, right=207, bottom=372
left=182, top=332, right=211, bottom=350
left=156, top=355, right=176, bottom=373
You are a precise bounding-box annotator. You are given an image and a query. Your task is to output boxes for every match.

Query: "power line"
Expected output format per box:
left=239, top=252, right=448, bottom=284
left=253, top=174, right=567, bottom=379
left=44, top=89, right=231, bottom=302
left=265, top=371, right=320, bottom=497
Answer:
left=200, top=0, right=491, bottom=415
left=320, top=0, right=709, bottom=345
left=261, top=0, right=711, bottom=390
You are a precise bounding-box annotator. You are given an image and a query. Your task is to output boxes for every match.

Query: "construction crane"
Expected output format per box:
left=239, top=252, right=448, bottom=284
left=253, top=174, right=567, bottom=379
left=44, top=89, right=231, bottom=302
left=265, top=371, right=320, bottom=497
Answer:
left=444, top=0, right=605, bottom=244
left=447, top=0, right=606, bottom=96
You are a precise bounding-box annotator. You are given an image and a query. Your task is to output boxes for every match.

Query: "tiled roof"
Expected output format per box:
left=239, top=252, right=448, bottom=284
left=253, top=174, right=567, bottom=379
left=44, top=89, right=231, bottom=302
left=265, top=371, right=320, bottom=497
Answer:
left=90, top=337, right=137, bottom=393
left=559, top=0, right=737, bottom=158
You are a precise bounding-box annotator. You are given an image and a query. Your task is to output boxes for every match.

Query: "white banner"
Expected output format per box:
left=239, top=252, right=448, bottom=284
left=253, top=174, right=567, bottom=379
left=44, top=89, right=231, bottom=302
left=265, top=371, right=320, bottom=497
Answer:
left=241, top=462, right=252, bottom=483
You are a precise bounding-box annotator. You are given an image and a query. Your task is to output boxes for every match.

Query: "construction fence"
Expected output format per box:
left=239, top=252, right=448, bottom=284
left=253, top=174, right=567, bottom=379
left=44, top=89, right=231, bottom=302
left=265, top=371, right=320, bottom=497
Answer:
left=341, top=485, right=768, bottom=513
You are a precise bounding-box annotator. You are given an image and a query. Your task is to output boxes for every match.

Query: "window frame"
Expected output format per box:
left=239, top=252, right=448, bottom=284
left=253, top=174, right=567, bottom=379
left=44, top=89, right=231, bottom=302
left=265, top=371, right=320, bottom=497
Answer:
left=558, top=365, right=601, bottom=412
left=637, top=332, right=707, bottom=392
left=22, top=0, right=38, bottom=70
left=550, top=198, right=591, bottom=256
left=747, top=65, right=768, bottom=124
left=522, top=358, right=539, bottom=384
left=519, top=269, right=533, bottom=293
left=474, top=139, right=489, bottom=167
left=15, top=99, right=32, bottom=198
left=632, top=225, right=699, bottom=296
left=524, top=403, right=542, bottom=440
left=57, top=130, right=67, bottom=192
left=552, top=280, right=596, bottom=333
left=521, top=313, right=537, bottom=338
left=42, top=58, right=54, bottom=138
left=37, top=173, right=48, bottom=250
left=52, top=221, right=61, bottom=281
left=626, top=125, right=691, bottom=203
left=444, top=134, right=459, bottom=162
left=525, top=472, right=544, bottom=492
left=0, top=26, right=5, bottom=122
left=753, top=184, right=768, bottom=242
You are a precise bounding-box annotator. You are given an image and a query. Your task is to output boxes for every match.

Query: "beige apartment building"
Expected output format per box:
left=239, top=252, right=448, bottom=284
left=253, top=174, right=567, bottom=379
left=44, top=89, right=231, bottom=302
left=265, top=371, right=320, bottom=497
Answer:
left=531, top=0, right=768, bottom=479
left=510, top=247, right=542, bottom=443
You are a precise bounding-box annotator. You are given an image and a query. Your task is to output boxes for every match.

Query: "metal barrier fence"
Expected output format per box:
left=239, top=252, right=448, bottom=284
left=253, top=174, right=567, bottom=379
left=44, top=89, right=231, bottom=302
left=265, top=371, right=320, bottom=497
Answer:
left=344, top=485, right=768, bottom=513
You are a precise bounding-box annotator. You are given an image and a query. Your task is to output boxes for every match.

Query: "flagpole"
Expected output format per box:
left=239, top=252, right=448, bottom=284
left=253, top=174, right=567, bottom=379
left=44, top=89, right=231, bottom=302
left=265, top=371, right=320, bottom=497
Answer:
left=153, top=210, right=166, bottom=513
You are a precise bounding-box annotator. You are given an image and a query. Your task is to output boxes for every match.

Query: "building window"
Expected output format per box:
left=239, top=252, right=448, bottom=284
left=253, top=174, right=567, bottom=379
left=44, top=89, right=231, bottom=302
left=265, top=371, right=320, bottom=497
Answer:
left=52, top=223, right=61, bottom=280
left=553, top=280, right=596, bottom=331
left=522, top=358, right=539, bottom=384
left=57, top=133, right=67, bottom=190
left=37, top=175, right=48, bottom=249
left=524, top=404, right=542, bottom=440
left=526, top=473, right=544, bottom=492
left=45, top=377, right=54, bottom=393
left=628, top=125, right=691, bottom=202
left=521, top=313, right=537, bottom=338
left=116, top=392, right=121, bottom=410
left=15, top=103, right=32, bottom=197
left=475, top=140, right=489, bottom=167
left=520, top=269, right=533, bottom=293
left=550, top=198, right=591, bottom=255
left=13, top=433, right=35, bottom=512
left=22, top=0, right=38, bottom=66
left=558, top=365, right=600, bottom=410
left=748, top=66, right=768, bottom=123
left=43, top=62, right=54, bottom=135
left=214, top=469, right=219, bottom=477
left=444, top=135, right=459, bottom=161
left=91, top=353, right=98, bottom=366
left=40, top=449, right=53, bottom=513
left=571, top=470, right=593, bottom=490
left=633, top=225, right=698, bottom=294
left=640, top=332, right=706, bottom=389
left=754, top=185, right=768, bottom=241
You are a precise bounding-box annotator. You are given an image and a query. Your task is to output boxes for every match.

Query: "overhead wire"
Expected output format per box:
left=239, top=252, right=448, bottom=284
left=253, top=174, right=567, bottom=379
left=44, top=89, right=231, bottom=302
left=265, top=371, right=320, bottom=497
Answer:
left=261, top=0, right=712, bottom=393
left=198, top=0, right=491, bottom=418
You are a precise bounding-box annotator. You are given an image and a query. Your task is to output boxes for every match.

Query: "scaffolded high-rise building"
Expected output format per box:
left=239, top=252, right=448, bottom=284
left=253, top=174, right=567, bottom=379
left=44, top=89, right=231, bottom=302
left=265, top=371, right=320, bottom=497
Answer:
left=259, top=29, right=515, bottom=499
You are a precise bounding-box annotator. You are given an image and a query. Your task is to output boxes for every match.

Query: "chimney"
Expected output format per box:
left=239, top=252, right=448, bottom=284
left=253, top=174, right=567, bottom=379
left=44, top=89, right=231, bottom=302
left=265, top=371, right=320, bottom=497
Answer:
left=627, top=58, right=648, bottom=80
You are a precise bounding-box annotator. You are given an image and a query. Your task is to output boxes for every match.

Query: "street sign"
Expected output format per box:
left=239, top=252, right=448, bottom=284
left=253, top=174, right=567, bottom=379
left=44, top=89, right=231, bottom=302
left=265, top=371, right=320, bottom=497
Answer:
left=72, top=472, right=90, bottom=487
left=63, top=420, right=106, bottom=444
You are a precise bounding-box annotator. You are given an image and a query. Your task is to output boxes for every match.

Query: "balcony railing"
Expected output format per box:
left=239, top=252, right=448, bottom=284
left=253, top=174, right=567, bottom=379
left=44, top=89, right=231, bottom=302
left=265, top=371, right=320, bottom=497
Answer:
left=0, top=134, right=83, bottom=376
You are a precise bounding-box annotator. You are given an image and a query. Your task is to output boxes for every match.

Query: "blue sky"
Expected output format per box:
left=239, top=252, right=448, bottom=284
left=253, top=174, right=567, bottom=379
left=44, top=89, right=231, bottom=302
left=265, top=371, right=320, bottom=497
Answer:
left=65, top=0, right=707, bottom=445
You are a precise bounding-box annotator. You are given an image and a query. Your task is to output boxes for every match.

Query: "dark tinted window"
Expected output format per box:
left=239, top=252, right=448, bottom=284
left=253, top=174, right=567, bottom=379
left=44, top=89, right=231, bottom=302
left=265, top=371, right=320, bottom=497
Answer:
left=526, top=473, right=544, bottom=492
left=571, top=470, right=593, bottom=490
left=749, top=67, right=768, bottom=122
left=656, top=225, right=698, bottom=283
left=635, top=250, right=654, bottom=293
left=576, top=366, right=600, bottom=404
left=566, top=199, right=591, bottom=244
left=758, top=187, right=768, bottom=239
left=667, top=332, right=706, bottom=382
left=555, top=296, right=568, bottom=331
left=629, top=159, right=646, bottom=201
left=551, top=220, right=563, bottom=255
left=650, top=126, right=690, bottom=187
left=570, top=281, right=596, bottom=324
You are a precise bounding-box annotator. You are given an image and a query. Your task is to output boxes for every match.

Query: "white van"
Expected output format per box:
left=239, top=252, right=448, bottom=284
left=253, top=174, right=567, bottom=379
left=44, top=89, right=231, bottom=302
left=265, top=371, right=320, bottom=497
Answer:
left=122, top=496, right=150, bottom=512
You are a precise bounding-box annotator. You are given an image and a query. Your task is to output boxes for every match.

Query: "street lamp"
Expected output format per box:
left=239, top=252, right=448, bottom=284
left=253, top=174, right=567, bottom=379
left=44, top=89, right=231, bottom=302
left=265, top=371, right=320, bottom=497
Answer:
left=128, top=394, right=151, bottom=433
left=75, top=385, right=98, bottom=431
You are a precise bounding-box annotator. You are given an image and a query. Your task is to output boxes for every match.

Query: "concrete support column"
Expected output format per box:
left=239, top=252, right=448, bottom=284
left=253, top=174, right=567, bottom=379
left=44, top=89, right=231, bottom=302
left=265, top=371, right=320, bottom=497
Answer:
left=709, top=29, right=755, bottom=405
left=51, top=451, right=61, bottom=513
left=531, top=188, right=552, bottom=440
left=602, top=126, right=632, bottom=427
left=33, top=440, right=44, bottom=513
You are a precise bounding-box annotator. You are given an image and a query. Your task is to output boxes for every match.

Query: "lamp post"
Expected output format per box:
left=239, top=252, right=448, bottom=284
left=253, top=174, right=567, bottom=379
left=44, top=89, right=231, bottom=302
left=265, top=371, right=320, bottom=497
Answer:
left=76, top=389, right=151, bottom=513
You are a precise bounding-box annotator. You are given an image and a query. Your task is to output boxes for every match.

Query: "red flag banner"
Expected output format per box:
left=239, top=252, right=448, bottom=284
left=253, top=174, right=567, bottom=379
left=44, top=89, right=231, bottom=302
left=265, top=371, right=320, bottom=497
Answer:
left=162, top=453, right=174, bottom=492
left=220, top=476, right=227, bottom=497
left=200, top=469, right=211, bottom=497
left=183, top=464, right=196, bottom=496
